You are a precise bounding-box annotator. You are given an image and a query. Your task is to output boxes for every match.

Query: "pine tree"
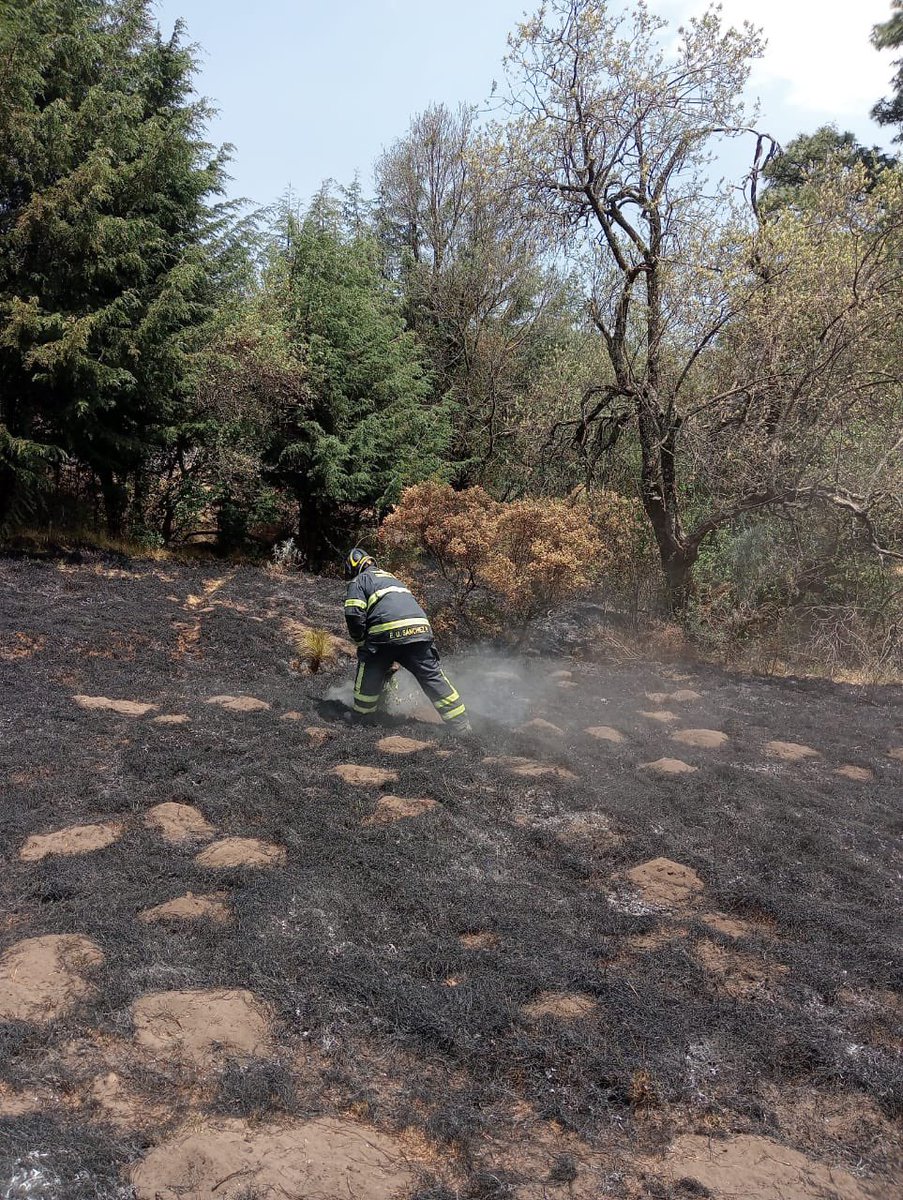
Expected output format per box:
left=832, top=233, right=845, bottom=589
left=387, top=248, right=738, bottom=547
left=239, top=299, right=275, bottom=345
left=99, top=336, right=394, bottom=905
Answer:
left=262, top=193, right=451, bottom=565
left=873, top=1, right=903, bottom=138
left=0, top=0, right=229, bottom=530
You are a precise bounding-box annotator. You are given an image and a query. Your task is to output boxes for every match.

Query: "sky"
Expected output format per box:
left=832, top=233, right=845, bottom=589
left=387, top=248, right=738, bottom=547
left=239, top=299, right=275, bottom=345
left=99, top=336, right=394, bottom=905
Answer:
left=151, top=0, right=900, bottom=209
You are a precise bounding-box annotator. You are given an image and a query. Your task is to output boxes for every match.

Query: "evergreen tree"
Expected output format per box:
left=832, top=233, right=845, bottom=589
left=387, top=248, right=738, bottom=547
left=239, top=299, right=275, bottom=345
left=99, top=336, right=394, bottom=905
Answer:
left=761, top=126, right=896, bottom=211
left=262, top=194, right=451, bottom=564
left=0, top=0, right=229, bottom=530
left=873, top=1, right=903, bottom=139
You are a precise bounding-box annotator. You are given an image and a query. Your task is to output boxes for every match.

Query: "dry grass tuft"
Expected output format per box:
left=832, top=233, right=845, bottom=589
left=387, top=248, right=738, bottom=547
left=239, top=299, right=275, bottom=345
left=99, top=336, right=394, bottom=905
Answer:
left=294, top=626, right=337, bottom=674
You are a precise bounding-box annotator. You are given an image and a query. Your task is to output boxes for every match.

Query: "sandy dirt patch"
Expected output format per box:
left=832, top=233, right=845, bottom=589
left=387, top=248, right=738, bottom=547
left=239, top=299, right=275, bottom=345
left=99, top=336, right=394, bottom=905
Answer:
left=364, top=795, right=438, bottom=825
left=139, top=892, right=231, bottom=925
left=0, top=935, right=104, bottom=1023
left=333, top=763, right=399, bottom=787
left=585, top=725, right=624, bottom=743
left=620, top=925, right=689, bottom=958
left=834, top=765, right=874, bottom=782
left=638, top=709, right=679, bottom=723
left=19, top=821, right=122, bottom=862
left=152, top=713, right=190, bottom=725
left=519, top=718, right=565, bottom=736
left=701, top=912, right=761, bottom=938
left=531, top=811, right=621, bottom=851
left=656, top=1133, right=875, bottom=1200
left=131, top=989, right=271, bottom=1067
left=766, top=740, right=820, bottom=761
left=626, top=858, right=704, bottom=908
left=130, top=1116, right=415, bottom=1200
left=376, top=735, right=434, bottom=754
left=195, top=837, right=286, bottom=869
left=0, top=632, right=46, bottom=661
left=305, top=726, right=331, bottom=746
left=483, top=755, right=577, bottom=781
left=888, top=747, right=903, bottom=761
left=639, top=757, right=697, bottom=775
left=646, top=689, right=702, bottom=703
left=90, top=1072, right=168, bottom=1130
left=143, top=802, right=214, bottom=845
left=696, top=938, right=789, bottom=999
left=0, top=1086, right=45, bottom=1117
left=459, top=931, right=500, bottom=951
left=205, top=694, right=271, bottom=712
left=671, top=728, right=728, bottom=749
left=280, top=710, right=304, bottom=720
left=522, top=991, right=599, bottom=1019
left=73, top=695, right=156, bottom=716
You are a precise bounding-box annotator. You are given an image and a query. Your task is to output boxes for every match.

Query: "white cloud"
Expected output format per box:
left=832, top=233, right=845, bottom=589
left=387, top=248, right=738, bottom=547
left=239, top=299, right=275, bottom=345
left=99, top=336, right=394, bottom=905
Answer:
left=662, top=0, right=896, bottom=117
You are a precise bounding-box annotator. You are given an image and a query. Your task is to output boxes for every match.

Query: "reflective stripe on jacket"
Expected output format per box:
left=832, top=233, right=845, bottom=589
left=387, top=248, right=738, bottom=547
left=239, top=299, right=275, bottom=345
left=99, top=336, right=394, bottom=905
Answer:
left=344, top=568, right=432, bottom=646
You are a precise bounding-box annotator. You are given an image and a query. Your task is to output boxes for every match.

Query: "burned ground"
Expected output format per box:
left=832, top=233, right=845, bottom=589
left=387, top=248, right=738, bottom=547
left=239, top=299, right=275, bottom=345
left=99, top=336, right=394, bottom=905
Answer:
left=0, top=554, right=901, bottom=1199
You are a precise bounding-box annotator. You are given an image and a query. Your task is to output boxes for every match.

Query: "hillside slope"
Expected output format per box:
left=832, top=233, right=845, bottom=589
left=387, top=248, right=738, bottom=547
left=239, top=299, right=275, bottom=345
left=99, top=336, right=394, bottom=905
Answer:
left=1, top=556, right=901, bottom=1199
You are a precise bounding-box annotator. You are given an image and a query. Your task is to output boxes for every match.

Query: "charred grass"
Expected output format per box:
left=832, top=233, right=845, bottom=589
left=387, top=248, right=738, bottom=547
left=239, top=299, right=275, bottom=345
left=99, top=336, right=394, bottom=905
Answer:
left=0, top=554, right=901, bottom=1196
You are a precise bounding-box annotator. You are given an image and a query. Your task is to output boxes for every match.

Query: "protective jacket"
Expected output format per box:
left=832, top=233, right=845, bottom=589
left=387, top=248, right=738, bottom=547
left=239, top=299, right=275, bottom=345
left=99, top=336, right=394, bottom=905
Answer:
left=344, top=566, right=432, bottom=647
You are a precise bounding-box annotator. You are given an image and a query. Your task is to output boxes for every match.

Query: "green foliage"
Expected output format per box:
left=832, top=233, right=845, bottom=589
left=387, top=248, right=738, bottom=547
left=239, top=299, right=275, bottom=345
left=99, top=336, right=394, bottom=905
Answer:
left=260, top=192, right=452, bottom=564
left=761, top=126, right=896, bottom=211
left=0, top=0, right=230, bottom=530
left=873, top=1, right=903, bottom=138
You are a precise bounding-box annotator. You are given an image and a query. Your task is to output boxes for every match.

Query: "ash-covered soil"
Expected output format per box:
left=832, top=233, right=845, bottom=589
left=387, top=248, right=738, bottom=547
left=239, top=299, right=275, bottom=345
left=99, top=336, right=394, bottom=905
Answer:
left=1, top=555, right=901, bottom=1200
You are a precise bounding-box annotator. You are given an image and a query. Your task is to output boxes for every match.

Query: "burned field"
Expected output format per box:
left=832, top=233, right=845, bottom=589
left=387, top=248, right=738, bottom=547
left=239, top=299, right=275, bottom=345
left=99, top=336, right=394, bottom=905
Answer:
left=1, top=555, right=901, bottom=1199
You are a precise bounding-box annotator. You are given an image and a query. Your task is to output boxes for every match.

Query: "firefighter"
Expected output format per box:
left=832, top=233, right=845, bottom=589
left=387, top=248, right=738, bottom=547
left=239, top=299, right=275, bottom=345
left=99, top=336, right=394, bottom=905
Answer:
left=342, top=547, right=471, bottom=733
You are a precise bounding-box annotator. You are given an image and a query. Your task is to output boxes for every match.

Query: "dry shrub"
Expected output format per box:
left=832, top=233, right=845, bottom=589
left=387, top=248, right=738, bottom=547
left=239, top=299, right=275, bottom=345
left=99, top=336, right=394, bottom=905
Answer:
left=380, top=482, right=640, bottom=641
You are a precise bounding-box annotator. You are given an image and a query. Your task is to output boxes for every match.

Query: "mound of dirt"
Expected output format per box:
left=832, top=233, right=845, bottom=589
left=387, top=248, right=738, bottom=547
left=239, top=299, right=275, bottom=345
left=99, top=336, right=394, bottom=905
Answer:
left=332, top=763, right=398, bottom=787
left=671, top=728, right=728, bottom=749
left=152, top=714, right=190, bottom=725
left=73, top=695, right=156, bottom=716
left=19, top=821, right=122, bottom=862
left=459, top=931, right=500, bottom=951
left=0, top=934, right=104, bottom=1023
left=888, top=747, right=903, bottom=761
left=531, top=811, right=621, bottom=850
left=696, top=938, right=789, bottom=999
left=131, top=989, right=271, bottom=1067
left=195, top=837, right=286, bottom=869
left=130, top=1116, right=415, bottom=1200
left=280, top=710, right=304, bottom=721
left=364, top=795, right=438, bottom=825
left=519, top=718, right=565, bottom=736
left=376, top=735, right=434, bottom=754
left=639, top=709, right=679, bottom=723
left=305, top=726, right=331, bottom=746
left=205, top=694, right=271, bottom=712
left=585, top=725, right=624, bottom=743
left=522, top=991, right=599, bottom=1019
left=646, top=689, right=702, bottom=703
left=700, top=912, right=760, bottom=939
left=657, top=1133, right=875, bottom=1200
left=143, top=802, right=214, bottom=845
left=483, top=755, right=578, bottom=781
left=138, top=892, right=231, bottom=925
left=834, top=765, right=874, bottom=782
left=639, top=757, right=697, bottom=775
left=626, top=858, right=704, bottom=908
left=766, top=740, right=820, bottom=761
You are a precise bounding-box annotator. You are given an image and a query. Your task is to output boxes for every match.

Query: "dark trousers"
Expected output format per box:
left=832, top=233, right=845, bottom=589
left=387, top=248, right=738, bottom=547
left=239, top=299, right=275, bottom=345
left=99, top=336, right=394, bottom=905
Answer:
left=353, top=641, right=467, bottom=727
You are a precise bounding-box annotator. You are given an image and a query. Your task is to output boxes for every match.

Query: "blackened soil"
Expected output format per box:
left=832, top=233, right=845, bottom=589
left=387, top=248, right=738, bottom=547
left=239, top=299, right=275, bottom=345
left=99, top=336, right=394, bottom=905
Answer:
left=0, top=556, right=901, bottom=1197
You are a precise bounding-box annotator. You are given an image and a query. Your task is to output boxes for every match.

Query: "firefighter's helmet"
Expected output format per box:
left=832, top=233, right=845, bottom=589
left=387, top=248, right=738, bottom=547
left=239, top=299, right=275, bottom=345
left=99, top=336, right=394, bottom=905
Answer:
left=344, top=547, right=375, bottom=579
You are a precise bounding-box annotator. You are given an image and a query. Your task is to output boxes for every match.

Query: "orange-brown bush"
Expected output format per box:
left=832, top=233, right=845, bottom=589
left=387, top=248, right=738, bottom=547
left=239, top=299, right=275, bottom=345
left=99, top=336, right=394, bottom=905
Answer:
left=380, top=481, right=641, bottom=641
